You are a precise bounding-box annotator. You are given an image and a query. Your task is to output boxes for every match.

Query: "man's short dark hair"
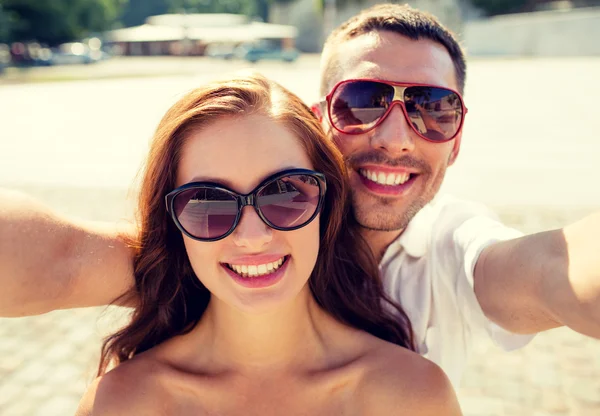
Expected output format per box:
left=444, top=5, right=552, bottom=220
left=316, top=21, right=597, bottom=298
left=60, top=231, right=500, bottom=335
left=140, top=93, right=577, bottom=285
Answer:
left=320, top=3, right=467, bottom=95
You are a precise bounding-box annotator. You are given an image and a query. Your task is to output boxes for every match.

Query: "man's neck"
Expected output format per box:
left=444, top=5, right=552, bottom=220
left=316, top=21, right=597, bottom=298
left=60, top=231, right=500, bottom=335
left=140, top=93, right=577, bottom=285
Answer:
left=360, top=228, right=404, bottom=263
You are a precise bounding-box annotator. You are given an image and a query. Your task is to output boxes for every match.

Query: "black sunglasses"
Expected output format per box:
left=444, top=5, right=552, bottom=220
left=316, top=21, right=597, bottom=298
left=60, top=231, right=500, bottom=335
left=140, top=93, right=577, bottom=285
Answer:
left=165, top=168, right=327, bottom=242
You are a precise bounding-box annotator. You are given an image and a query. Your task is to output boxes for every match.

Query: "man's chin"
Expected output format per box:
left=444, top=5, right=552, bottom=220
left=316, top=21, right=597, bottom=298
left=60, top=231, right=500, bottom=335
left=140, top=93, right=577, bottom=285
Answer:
left=351, top=199, right=426, bottom=233
left=352, top=209, right=409, bottom=232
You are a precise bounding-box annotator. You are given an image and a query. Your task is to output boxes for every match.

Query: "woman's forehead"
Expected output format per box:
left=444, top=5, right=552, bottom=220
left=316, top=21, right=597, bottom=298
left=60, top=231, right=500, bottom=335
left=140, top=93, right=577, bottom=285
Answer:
left=176, top=114, right=313, bottom=191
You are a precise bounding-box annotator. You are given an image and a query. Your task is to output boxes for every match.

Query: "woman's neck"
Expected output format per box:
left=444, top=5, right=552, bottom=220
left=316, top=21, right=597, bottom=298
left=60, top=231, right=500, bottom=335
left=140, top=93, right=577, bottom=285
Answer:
left=186, top=287, right=338, bottom=372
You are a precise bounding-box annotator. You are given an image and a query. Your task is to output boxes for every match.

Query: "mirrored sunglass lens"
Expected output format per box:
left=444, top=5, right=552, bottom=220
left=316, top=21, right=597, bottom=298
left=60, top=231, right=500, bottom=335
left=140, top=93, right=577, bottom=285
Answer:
left=173, top=188, right=238, bottom=239
left=331, top=81, right=394, bottom=133
left=404, top=86, right=463, bottom=141
left=257, top=174, right=321, bottom=229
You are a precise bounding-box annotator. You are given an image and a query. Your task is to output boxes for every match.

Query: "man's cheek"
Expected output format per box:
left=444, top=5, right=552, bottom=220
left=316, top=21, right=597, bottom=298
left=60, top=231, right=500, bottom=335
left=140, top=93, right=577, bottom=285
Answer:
left=331, top=133, right=352, bottom=154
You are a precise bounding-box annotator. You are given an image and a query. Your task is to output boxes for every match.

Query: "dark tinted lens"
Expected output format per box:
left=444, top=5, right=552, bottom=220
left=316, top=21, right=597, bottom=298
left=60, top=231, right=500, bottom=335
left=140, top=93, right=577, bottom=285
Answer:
left=404, top=86, right=463, bottom=141
left=330, top=81, right=394, bottom=133
left=257, top=174, right=321, bottom=229
left=173, top=187, right=238, bottom=239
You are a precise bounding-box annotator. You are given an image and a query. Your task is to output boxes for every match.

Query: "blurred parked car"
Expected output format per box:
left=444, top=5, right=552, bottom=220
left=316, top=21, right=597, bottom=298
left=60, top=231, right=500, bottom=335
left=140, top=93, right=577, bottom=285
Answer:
left=49, top=42, right=108, bottom=65
left=235, top=41, right=299, bottom=63
left=205, top=43, right=236, bottom=60
left=9, top=42, right=52, bottom=66
left=4, top=40, right=110, bottom=68
left=0, top=44, right=10, bottom=74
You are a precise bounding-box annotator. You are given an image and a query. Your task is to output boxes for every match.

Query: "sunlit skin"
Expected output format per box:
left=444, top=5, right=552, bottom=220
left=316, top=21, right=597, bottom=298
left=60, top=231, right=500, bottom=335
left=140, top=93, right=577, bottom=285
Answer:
left=325, top=32, right=463, bottom=259
left=176, top=114, right=320, bottom=315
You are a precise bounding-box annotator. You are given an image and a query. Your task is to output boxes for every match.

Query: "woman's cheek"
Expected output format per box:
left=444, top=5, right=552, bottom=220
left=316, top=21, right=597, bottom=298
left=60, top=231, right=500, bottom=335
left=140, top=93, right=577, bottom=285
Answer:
left=182, top=236, right=219, bottom=283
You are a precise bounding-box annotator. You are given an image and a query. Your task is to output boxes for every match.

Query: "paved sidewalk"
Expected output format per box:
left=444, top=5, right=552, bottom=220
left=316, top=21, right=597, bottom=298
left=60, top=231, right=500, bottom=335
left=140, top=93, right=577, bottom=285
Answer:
left=460, top=328, right=600, bottom=416
left=1, top=295, right=599, bottom=416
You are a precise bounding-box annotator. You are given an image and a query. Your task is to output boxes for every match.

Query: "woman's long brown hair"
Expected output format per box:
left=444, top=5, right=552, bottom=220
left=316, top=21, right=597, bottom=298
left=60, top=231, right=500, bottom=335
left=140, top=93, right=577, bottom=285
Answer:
left=98, top=73, right=415, bottom=375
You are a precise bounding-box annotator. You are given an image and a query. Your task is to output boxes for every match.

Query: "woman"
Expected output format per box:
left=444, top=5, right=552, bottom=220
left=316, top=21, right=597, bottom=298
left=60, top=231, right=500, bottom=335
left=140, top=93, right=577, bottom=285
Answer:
left=76, top=73, right=462, bottom=415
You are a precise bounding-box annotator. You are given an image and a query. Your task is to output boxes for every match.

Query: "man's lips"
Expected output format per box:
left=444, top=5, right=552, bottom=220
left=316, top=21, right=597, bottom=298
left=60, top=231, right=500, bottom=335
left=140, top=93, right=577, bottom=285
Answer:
left=355, top=165, right=417, bottom=187
left=354, top=168, right=418, bottom=196
left=357, top=164, right=418, bottom=175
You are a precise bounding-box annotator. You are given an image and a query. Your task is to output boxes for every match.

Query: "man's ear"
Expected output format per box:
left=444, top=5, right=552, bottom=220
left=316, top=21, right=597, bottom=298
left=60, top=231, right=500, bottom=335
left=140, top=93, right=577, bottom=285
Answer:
left=310, top=103, right=323, bottom=122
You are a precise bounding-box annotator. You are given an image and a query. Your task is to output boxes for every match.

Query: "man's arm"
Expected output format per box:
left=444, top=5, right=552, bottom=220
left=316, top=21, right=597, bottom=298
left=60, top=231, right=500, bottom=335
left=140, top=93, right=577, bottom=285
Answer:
left=475, top=211, right=600, bottom=338
left=0, top=189, right=136, bottom=317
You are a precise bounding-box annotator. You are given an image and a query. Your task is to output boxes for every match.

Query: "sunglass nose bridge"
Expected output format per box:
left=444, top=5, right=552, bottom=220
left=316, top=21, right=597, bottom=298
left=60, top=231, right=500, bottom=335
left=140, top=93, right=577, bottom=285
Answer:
left=240, top=194, right=255, bottom=207
left=391, top=85, right=408, bottom=102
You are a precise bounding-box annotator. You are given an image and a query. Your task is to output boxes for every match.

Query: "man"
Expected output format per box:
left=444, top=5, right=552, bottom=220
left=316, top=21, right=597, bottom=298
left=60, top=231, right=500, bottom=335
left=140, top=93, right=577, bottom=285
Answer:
left=1, top=4, right=599, bottom=389
left=308, top=5, right=600, bottom=386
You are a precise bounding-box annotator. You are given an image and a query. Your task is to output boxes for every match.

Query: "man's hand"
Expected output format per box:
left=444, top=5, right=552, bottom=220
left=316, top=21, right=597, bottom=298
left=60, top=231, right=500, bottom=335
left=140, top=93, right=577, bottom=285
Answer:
left=474, top=211, right=600, bottom=339
left=0, top=189, right=136, bottom=317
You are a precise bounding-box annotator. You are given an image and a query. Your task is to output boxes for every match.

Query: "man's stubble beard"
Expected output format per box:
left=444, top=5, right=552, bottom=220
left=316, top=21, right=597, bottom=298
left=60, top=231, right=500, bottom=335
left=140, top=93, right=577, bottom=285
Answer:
left=350, top=166, right=447, bottom=232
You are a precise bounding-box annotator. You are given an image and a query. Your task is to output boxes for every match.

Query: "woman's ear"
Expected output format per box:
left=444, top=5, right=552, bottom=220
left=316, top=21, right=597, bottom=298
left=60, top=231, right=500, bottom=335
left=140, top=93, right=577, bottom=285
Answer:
left=310, top=103, right=323, bottom=121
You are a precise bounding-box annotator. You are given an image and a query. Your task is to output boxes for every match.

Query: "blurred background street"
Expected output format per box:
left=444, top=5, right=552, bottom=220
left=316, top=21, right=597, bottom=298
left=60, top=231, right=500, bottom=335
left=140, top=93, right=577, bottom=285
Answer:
left=1, top=0, right=600, bottom=414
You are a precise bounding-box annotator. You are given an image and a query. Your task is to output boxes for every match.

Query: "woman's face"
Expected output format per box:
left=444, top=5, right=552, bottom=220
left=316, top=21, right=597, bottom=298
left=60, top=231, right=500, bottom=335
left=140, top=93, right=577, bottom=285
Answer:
left=176, top=114, right=321, bottom=313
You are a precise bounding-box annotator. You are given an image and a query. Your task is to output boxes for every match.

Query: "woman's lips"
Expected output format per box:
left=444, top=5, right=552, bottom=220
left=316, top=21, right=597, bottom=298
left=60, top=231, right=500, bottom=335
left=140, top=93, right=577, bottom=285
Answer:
left=222, top=256, right=290, bottom=289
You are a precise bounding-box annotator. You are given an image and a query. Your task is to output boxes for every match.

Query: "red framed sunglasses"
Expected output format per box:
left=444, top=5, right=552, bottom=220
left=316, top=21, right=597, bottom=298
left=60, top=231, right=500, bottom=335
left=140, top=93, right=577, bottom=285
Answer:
left=322, top=79, right=468, bottom=142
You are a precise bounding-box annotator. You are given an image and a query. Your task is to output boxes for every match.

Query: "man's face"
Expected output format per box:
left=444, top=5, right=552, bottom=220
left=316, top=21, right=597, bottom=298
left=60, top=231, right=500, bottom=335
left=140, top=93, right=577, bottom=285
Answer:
left=324, top=31, right=462, bottom=232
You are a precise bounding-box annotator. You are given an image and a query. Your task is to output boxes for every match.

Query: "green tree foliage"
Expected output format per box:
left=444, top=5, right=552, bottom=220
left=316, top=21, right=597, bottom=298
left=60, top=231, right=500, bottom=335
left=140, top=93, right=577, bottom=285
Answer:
left=121, top=0, right=300, bottom=26
left=1, top=0, right=126, bottom=45
left=0, top=3, right=11, bottom=43
left=120, top=0, right=169, bottom=27
left=469, top=0, right=529, bottom=16
left=312, top=0, right=368, bottom=14
left=179, top=0, right=256, bottom=16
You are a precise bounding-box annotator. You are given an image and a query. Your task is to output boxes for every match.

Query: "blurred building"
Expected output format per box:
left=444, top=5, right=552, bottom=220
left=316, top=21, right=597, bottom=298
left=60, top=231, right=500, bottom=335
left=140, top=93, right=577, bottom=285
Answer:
left=269, top=0, right=600, bottom=56
left=464, top=6, right=600, bottom=56
left=104, top=13, right=298, bottom=56
left=270, top=0, right=464, bottom=53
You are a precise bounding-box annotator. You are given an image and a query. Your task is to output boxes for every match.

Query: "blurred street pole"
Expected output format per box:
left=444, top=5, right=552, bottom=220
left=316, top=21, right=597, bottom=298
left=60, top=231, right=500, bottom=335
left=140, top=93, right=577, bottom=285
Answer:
left=181, top=0, right=191, bottom=56
left=323, top=0, right=336, bottom=39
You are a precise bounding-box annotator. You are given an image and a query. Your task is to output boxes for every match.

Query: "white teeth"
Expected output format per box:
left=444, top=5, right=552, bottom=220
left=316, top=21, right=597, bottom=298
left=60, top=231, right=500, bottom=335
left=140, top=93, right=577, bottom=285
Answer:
left=360, top=169, right=410, bottom=186
left=227, top=257, right=286, bottom=278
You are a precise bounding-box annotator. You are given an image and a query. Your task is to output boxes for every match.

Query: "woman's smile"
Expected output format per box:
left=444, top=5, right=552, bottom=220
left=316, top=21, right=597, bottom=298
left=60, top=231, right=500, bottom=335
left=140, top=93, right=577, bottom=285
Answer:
left=221, top=255, right=291, bottom=289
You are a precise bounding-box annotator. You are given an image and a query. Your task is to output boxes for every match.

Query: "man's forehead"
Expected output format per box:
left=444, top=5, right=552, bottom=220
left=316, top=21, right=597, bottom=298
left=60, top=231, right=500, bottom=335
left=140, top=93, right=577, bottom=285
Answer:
left=331, top=32, right=457, bottom=90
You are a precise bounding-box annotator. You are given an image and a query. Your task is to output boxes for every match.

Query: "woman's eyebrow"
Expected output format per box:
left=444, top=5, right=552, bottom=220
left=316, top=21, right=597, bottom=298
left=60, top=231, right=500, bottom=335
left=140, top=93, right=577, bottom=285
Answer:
left=183, top=176, right=233, bottom=188
left=184, top=165, right=302, bottom=188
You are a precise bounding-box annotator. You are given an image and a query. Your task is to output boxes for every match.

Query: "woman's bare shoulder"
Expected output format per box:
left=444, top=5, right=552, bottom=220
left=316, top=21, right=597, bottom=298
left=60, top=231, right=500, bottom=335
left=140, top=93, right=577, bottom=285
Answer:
left=356, top=342, right=463, bottom=416
left=75, top=357, right=168, bottom=416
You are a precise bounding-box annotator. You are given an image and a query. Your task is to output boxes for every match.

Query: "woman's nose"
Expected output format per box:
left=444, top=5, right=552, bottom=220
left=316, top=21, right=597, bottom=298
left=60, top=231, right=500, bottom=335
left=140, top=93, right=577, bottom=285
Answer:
left=231, top=206, right=273, bottom=248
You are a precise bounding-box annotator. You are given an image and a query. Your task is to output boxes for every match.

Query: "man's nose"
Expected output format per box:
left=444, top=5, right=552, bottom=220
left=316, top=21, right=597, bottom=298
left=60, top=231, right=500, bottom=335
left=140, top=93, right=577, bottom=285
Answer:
left=370, top=103, right=416, bottom=155
left=231, top=206, right=273, bottom=248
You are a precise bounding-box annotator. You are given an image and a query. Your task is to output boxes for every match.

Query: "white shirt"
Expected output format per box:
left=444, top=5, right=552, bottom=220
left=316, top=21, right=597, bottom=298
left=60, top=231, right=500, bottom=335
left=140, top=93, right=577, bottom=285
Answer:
left=379, top=194, right=535, bottom=388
